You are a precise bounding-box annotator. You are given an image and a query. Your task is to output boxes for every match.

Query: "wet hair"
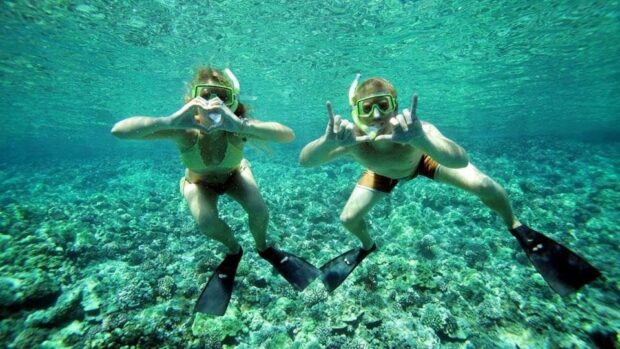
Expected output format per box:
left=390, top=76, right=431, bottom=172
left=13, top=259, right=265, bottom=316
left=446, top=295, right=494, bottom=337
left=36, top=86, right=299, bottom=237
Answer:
left=352, top=77, right=398, bottom=109
left=186, top=66, right=247, bottom=118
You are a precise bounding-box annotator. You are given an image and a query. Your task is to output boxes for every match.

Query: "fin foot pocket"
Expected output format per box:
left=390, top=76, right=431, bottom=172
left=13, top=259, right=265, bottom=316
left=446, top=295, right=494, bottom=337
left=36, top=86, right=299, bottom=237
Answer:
left=259, top=247, right=320, bottom=290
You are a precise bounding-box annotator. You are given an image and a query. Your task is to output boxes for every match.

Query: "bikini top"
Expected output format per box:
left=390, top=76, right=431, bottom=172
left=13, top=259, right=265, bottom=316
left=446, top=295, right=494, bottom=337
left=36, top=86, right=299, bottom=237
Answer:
left=180, top=133, right=244, bottom=172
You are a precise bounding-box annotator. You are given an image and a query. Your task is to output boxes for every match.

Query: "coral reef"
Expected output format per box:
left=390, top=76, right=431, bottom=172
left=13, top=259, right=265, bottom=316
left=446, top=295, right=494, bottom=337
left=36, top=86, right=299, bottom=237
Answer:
left=0, top=139, right=617, bottom=348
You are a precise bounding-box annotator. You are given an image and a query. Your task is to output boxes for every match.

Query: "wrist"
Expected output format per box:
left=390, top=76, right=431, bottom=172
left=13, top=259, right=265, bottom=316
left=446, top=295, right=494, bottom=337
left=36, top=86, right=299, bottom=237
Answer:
left=237, top=118, right=250, bottom=133
left=321, top=135, right=340, bottom=149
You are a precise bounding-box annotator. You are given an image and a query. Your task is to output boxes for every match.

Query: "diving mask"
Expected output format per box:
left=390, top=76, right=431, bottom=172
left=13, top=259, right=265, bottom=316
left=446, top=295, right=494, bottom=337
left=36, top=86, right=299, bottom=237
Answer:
left=192, top=68, right=241, bottom=112
left=348, top=74, right=396, bottom=140
left=355, top=94, right=397, bottom=118
left=192, top=84, right=238, bottom=109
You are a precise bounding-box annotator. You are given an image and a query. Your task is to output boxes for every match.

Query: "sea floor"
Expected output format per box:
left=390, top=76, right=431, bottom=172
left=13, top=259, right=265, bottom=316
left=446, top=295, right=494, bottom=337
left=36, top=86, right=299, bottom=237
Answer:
left=0, top=138, right=618, bottom=348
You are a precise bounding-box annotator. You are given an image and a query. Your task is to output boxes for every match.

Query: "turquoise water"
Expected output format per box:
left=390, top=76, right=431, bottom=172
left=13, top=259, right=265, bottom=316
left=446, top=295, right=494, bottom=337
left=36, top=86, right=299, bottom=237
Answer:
left=1, top=1, right=619, bottom=348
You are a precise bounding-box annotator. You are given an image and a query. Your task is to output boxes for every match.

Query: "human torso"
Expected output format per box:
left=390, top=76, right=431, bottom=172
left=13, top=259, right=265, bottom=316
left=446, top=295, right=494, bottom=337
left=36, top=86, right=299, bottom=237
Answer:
left=351, top=141, right=424, bottom=179
left=179, top=131, right=244, bottom=182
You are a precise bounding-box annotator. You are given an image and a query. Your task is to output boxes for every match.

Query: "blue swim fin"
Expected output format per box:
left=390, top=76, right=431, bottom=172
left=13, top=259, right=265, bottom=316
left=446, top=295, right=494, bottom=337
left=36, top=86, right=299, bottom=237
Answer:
left=320, top=244, right=377, bottom=292
left=259, top=247, right=320, bottom=290
left=510, top=225, right=601, bottom=296
left=194, top=248, right=243, bottom=315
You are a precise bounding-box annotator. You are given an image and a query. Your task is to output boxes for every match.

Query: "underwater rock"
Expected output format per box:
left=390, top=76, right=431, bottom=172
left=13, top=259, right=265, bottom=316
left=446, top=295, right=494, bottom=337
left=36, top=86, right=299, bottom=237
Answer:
left=589, top=329, right=618, bottom=349
left=0, top=272, right=60, bottom=309
left=364, top=318, right=382, bottom=329
left=25, top=285, right=83, bottom=327
left=10, top=327, right=50, bottom=349
left=80, top=278, right=102, bottom=319
left=156, top=275, right=176, bottom=299
left=477, top=293, right=505, bottom=323
left=117, top=279, right=154, bottom=310
left=191, top=312, right=243, bottom=341
left=416, top=234, right=439, bottom=259
left=331, top=324, right=352, bottom=336
left=420, top=303, right=460, bottom=339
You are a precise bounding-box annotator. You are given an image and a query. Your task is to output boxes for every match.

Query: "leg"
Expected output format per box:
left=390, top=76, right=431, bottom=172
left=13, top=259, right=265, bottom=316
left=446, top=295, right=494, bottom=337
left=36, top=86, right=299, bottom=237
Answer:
left=180, top=177, right=241, bottom=254
left=225, top=160, right=268, bottom=251
left=227, top=160, right=320, bottom=290
left=434, top=163, right=520, bottom=229
left=340, top=185, right=388, bottom=249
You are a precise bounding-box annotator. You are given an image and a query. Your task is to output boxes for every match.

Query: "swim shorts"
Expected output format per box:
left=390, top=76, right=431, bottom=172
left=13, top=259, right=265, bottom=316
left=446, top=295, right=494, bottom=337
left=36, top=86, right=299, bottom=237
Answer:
left=356, top=154, right=438, bottom=193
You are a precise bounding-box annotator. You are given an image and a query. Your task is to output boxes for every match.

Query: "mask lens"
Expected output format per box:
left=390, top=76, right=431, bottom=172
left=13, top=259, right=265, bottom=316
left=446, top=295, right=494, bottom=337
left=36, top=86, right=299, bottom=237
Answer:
left=193, top=85, right=234, bottom=106
left=357, top=95, right=394, bottom=117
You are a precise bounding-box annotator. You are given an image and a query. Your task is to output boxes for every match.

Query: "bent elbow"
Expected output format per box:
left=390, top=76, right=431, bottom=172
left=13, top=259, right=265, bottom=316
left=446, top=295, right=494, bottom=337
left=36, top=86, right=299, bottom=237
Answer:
left=110, top=123, right=130, bottom=139
left=283, top=130, right=295, bottom=143
left=299, top=156, right=315, bottom=168
left=279, top=127, right=295, bottom=143
left=110, top=124, right=122, bottom=138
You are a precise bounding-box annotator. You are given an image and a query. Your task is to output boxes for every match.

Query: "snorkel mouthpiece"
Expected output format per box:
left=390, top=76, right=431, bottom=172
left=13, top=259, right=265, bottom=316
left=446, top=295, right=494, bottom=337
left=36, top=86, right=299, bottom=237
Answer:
left=365, top=127, right=379, bottom=140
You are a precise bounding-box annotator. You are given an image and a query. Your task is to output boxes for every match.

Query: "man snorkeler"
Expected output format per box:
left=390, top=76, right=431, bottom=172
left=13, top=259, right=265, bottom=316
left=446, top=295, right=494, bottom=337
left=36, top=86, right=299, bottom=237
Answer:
left=299, top=74, right=601, bottom=296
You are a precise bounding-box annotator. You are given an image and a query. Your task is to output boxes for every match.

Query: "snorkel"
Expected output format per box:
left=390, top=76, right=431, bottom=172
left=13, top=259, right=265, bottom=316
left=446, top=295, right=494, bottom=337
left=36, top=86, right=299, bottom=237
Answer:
left=223, top=68, right=240, bottom=112
left=349, top=73, right=383, bottom=140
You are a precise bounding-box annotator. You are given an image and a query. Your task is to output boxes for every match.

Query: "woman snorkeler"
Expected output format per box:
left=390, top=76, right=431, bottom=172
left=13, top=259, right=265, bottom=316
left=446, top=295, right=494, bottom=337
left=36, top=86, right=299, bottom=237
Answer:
left=111, top=67, right=319, bottom=315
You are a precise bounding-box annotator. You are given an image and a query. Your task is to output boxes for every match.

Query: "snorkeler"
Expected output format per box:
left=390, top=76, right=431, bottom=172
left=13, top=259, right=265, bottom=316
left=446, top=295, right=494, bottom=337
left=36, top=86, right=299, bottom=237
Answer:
left=111, top=67, right=319, bottom=316
left=299, top=74, right=601, bottom=296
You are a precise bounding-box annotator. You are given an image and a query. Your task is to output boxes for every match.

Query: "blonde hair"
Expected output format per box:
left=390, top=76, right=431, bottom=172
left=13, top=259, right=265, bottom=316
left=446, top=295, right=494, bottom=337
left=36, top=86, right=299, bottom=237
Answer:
left=353, top=78, right=398, bottom=107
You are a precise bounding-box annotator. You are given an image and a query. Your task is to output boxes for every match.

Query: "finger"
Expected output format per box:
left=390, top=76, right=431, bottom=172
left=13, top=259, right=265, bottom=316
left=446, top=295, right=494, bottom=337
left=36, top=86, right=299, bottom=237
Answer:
left=410, top=94, right=418, bottom=116
left=204, top=122, right=221, bottom=133
left=355, top=135, right=371, bottom=143
left=403, top=108, right=413, bottom=125
left=340, top=120, right=353, bottom=140
left=396, top=113, right=408, bottom=131
left=326, top=101, right=335, bottom=131
left=341, top=119, right=353, bottom=130
left=333, top=115, right=342, bottom=134
left=389, top=117, right=400, bottom=128
left=373, top=134, right=393, bottom=142
left=336, top=121, right=348, bottom=140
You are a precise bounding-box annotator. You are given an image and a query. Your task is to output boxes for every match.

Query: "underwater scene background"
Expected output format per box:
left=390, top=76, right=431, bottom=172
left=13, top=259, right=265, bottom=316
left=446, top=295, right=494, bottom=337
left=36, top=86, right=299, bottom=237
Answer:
left=0, top=0, right=618, bottom=348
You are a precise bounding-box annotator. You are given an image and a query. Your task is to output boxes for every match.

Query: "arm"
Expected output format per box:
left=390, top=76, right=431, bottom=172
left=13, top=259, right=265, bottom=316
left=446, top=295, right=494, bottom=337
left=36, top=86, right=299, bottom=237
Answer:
left=239, top=119, right=295, bottom=143
left=110, top=115, right=180, bottom=140
left=416, top=122, right=469, bottom=168
left=299, top=101, right=366, bottom=167
left=111, top=98, right=210, bottom=140
left=299, top=136, right=349, bottom=167
left=377, top=94, right=469, bottom=168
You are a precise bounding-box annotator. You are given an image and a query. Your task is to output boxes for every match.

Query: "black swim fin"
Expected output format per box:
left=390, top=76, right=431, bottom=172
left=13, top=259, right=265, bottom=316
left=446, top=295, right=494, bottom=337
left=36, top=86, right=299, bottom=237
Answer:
left=320, top=244, right=377, bottom=292
left=258, top=247, right=320, bottom=291
left=510, top=225, right=601, bottom=296
left=194, top=248, right=243, bottom=315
